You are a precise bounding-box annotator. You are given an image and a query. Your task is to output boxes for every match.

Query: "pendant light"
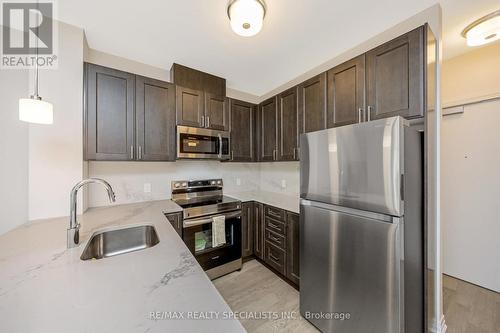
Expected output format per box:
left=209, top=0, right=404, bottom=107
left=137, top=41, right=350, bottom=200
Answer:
left=227, top=0, right=266, bottom=37
left=18, top=5, right=53, bottom=125
left=462, top=10, right=500, bottom=47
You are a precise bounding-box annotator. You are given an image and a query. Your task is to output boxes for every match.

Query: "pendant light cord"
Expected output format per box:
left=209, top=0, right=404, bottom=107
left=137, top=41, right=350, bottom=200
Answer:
left=33, top=0, right=40, bottom=99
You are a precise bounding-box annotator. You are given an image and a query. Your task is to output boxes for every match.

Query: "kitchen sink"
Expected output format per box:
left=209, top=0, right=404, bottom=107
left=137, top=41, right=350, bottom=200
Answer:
left=80, top=225, right=160, bottom=261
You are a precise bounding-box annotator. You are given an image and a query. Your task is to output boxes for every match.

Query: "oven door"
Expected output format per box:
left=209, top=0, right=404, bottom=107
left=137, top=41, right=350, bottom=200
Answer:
left=177, top=126, right=230, bottom=160
left=182, top=210, right=241, bottom=272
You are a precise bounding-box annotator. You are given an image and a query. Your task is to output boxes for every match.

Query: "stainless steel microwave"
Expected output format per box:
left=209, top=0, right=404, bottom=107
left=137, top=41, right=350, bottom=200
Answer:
left=177, top=126, right=230, bottom=160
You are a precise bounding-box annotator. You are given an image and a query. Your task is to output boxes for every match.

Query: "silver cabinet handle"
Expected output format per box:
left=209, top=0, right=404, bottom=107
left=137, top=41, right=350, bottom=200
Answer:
left=206, top=116, right=210, bottom=128
left=367, top=106, right=372, bottom=122
left=130, top=145, right=134, bottom=160
left=218, top=133, right=223, bottom=159
left=293, top=148, right=296, bottom=160
left=201, top=115, right=205, bottom=128
left=138, top=146, right=142, bottom=160
left=358, top=108, right=363, bottom=123
left=231, top=150, right=234, bottom=161
left=273, top=149, right=278, bottom=161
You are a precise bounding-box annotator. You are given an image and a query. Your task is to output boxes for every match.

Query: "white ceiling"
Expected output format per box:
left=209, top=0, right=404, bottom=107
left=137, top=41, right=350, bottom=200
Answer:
left=57, top=0, right=500, bottom=96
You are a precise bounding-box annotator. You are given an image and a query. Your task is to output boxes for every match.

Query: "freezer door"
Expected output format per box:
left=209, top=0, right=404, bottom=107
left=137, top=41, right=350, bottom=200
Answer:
left=300, top=116, right=404, bottom=216
left=300, top=202, right=403, bottom=333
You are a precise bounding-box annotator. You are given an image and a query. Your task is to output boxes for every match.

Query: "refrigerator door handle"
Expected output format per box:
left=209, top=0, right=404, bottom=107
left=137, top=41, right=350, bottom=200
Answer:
left=300, top=199, right=400, bottom=223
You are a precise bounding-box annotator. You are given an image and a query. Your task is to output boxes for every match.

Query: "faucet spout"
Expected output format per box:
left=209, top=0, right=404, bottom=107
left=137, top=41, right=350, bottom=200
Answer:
left=68, top=178, right=116, bottom=248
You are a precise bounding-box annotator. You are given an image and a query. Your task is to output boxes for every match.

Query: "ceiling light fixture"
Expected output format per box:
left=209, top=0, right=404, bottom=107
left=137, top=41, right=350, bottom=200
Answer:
left=462, top=10, right=500, bottom=47
left=227, top=0, right=266, bottom=37
left=18, top=5, right=53, bottom=125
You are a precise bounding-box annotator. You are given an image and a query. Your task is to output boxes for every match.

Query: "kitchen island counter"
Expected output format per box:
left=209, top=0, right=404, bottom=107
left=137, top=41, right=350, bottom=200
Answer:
left=0, top=200, right=245, bottom=333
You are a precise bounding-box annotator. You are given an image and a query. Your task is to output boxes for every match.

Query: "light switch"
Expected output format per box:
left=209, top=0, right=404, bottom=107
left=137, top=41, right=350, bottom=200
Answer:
left=281, top=179, right=287, bottom=189
left=236, top=178, right=241, bottom=186
left=144, top=183, right=152, bottom=193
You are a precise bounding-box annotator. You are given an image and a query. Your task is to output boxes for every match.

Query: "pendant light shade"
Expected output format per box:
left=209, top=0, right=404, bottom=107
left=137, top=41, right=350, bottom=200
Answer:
left=462, top=10, right=500, bottom=47
left=19, top=97, right=53, bottom=124
left=227, top=0, right=266, bottom=37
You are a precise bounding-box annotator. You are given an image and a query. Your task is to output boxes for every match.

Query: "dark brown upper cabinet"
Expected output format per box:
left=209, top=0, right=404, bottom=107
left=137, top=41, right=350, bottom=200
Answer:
left=258, top=96, right=278, bottom=161
left=170, top=63, right=226, bottom=96
left=205, top=93, right=229, bottom=130
left=278, top=87, right=299, bottom=161
left=85, top=63, right=176, bottom=162
left=229, top=99, right=255, bottom=162
left=136, top=76, right=176, bottom=161
left=286, top=212, right=300, bottom=286
left=327, top=55, right=365, bottom=128
left=85, top=63, right=135, bottom=161
left=175, top=86, right=204, bottom=128
left=298, top=73, right=327, bottom=135
left=366, top=26, right=424, bottom=120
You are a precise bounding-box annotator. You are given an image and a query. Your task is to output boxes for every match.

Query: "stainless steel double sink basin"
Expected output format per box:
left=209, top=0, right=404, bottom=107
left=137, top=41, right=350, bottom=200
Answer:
left=80, top=225, right=159, bottom=261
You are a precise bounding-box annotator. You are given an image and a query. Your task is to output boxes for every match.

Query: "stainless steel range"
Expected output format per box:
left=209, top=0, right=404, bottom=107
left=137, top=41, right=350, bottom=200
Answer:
left=171, top=179, right=242, bottom=279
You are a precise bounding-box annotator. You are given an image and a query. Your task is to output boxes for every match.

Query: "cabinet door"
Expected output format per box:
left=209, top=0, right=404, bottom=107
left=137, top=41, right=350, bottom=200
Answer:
left=165, top=212, right=183, bottom=237
left=327, top=55, right=365, bottom=128
left=176, top=86, right=204, bottom=127
left=254, top=202, right=264, bottom=260
left=205, top=93, right=229, bottom=131
left=298, top=73, right=327, bottom=134
left=278, top=87, right=299, bottom=161
left=85, top=63, right=135, bottom=161
left=366, top=26, right=424, bottom=120
left=241, top=202, right=254, bottom=258
left=229, top=99, right=255, bottom=162
left=258, top=97, right=278, bottom=161
left=286, top=212, right=300, bottom=286
left=136, top=76, right=176, bottom=161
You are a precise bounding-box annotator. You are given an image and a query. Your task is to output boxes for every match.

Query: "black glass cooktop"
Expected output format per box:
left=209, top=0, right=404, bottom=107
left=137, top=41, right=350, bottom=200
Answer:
left=176, top=195, right=239, bottom=209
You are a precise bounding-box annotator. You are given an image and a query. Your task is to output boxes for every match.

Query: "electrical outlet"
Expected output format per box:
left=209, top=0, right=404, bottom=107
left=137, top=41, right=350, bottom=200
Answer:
left=236, top=178, right=241, bottom=186
left=143, top=183, right=151, bottom=193
left=281, top=179, right=287, bottom=189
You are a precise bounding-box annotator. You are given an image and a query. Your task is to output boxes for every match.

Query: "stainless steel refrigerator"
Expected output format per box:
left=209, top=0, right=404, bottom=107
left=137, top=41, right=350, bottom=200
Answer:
left=300, top=116, right=423, bottom=333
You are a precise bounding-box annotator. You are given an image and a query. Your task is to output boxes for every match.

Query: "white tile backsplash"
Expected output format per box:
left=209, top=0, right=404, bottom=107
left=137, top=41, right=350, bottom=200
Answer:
left=88, top=161, right=299, bottom=208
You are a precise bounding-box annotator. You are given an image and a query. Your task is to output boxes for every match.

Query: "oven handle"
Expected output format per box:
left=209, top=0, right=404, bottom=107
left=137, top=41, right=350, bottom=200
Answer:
left=183, top=210, right=241, bottom=228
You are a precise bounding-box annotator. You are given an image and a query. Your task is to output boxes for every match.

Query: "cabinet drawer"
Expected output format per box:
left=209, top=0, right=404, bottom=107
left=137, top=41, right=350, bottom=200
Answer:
left=265, top=205, right=285, bottom=221
left=265, top=217, right=286, bottom=236
left=265, top=241, right=286, bottom=275
left=265, top=229, right=286, bottom=250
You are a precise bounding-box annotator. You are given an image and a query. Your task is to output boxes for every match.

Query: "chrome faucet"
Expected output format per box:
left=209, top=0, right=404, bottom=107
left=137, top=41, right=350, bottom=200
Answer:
left=67, top=178, right=116, bottom=248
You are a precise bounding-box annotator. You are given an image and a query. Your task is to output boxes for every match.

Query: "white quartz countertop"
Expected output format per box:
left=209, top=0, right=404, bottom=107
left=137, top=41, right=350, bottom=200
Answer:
left=0, top=200, right=245, bottom=333
left=227, top=190, right=300, bottom=213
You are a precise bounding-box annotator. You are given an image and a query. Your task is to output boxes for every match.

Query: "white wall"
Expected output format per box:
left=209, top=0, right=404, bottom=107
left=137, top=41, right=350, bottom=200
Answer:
left=28, top=22, right=86, bottom=220
left=0, top=28, right=29, bottom=234
left=442, top=99, right=500, bottom=292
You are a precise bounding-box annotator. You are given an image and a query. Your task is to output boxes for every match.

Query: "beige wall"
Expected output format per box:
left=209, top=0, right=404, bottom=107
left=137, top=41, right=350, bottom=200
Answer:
left=28, top=22, right=86, bottom=220
left=442, top=42, right=500, bottom=108
left=0, top=26, right=29, bottom=235
left=441, top=41, right=500, bottom=292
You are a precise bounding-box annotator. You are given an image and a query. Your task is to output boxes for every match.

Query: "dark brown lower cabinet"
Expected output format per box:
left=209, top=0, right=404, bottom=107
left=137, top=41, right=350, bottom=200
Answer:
left=286, top=212, right=300, bottom=286
left=165, top=212, right=183, bottom=237
left=253, top=202, right=264, bottom=260
left=241, top=202, right=254, bottom=258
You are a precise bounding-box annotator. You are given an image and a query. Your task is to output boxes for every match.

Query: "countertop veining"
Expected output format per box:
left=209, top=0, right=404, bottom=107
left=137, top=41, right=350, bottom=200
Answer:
left=227, top=190, right=300, bottom=213
left=0, top=200, right=244, bottom=333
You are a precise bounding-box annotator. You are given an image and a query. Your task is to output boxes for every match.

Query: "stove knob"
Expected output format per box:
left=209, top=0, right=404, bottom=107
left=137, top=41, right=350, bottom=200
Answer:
left=182, top=182, right=187, bottom=187
left=217, top=180, right=222, bottom=185
left=174, top=183, right=180, bottom=188
left=211, top=180, right=216, bottom=185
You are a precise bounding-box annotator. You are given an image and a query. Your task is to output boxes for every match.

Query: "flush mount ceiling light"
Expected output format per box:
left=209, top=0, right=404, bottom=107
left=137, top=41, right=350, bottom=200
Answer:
left=227, top=0, right=266, bottom=37
left=462, top=10, right=500, bottom=47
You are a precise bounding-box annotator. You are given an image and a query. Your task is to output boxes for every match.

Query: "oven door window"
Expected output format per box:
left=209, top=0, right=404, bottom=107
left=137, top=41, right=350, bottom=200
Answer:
left=193, top=224, right=232, bottom=254
left=180, top=133, right=218, bottom=155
